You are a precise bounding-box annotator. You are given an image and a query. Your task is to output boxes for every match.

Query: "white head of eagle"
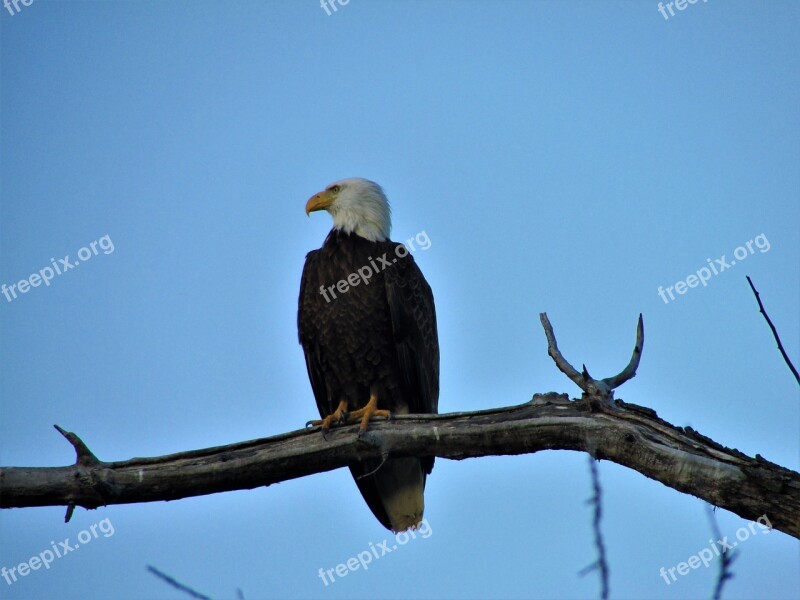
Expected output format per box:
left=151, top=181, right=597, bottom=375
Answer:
left=304, top=177, right=391, bottom=242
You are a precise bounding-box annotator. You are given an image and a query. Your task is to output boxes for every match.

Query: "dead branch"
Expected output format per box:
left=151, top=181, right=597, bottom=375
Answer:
left=707, top=505, right=737, bottom=600
left=578, top=458, right=609, bottom=599
left=539, top=313, right=643, bottom=402
left=746, top=276, right=800, bottom=385
left=146, top=565, right=213, bottom=600
left=1, top=314, right=798, bottom=540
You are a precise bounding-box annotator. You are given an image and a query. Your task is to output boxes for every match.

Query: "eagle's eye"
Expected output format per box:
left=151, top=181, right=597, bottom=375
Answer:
left=330, top=185, right=340, bottom=194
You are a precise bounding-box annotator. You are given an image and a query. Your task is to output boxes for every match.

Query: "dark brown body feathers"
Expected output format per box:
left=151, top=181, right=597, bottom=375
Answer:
left=298, top=230, right=439, bottom=530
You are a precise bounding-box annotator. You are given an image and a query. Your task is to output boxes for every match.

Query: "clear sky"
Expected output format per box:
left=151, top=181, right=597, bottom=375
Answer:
left=1, top=1, right=798, bottom=599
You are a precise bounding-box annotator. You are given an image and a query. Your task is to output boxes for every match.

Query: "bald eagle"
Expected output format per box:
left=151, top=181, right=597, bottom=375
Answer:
left=298, top=178, right=439, bottom=532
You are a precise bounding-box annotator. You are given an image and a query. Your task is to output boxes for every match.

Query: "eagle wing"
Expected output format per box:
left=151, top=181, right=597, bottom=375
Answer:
left=298, top=249, right=331, bottom=419
left=384, top=246, right=439, bottom=472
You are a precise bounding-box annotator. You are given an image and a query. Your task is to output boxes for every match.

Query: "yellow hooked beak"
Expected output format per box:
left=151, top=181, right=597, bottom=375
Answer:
left=305, top=189, right=336, bottom=216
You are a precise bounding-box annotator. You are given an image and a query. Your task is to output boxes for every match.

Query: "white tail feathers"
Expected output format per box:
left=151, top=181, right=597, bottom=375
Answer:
left=373, top=456, right=425, bottom=532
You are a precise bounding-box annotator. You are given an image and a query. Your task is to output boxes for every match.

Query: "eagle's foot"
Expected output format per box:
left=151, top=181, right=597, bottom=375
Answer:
left=306, top=400, right=350, bottom=437
left=347, top=394, right=392, bottom=436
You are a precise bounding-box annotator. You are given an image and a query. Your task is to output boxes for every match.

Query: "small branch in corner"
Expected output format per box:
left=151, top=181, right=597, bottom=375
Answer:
left=745, top=276, right=800, bottom=386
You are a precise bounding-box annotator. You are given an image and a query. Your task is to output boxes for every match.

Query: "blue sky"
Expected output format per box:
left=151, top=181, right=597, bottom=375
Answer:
left=1, top=1, right=798, bottom=598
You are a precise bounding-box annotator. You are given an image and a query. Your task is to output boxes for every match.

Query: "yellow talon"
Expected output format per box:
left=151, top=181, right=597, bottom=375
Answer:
left=346, top=393, right=392, bottom=432
left=307, top=399, right=349, bottom=431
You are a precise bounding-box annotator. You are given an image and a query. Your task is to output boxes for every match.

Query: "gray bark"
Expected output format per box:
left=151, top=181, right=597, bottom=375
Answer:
left=1, top=395, right=798, bottom=538
left=3, top=313, right=797, bottom=539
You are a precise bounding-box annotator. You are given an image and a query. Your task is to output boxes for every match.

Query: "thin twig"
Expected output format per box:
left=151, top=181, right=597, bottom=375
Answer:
left=578, top=458, right=609, bottom=600
left=746, top=276, right=800, bottom=385
left=539, top=313, right=585, bottom=390
left=603, top=313, right=644, bottom=389
left=355, top=453, right=389, bottom=480
left=706, top=506, right=737, bottom=600
left=146, top=565, right=213, bottom=600
left=53, top=425, right=101, bottom=466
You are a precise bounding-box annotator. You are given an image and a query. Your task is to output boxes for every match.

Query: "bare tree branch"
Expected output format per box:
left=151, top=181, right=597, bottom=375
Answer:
left=578, top=458, right=609, bottom=600
left=54, top=424, right=100, bottom=523
left=2, top=397, right=797, bottom=537
left=604, top=313, right=644, bottom=390
left=539, top=313, right=643, bottom=401
left=539, top=312, right=585, bottom=389
left=1, top=314, right=798, bottom=540
left=746, top=276, right=800, bottom=385
left=707, top=506, right=737, bottom=600
left=146, top=565, right=213, bottom=600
